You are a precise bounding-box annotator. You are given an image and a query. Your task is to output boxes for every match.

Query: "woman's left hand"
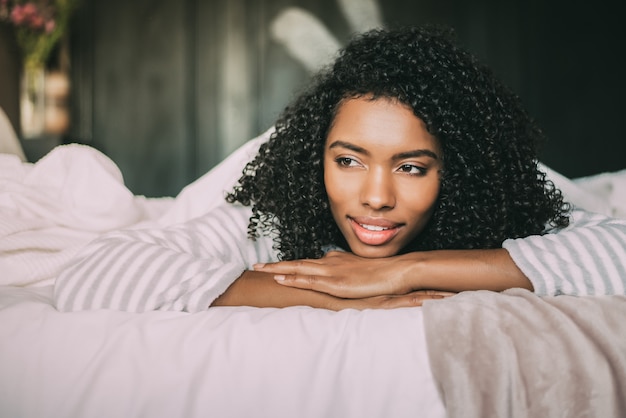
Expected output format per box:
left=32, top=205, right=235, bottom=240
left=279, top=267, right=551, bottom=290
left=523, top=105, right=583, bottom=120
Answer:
left=254, top=251, right=430, bottom=299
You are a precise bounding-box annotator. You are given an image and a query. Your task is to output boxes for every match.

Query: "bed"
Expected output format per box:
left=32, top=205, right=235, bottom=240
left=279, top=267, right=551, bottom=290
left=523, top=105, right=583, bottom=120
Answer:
left=1, top=126, right=626, bottom=418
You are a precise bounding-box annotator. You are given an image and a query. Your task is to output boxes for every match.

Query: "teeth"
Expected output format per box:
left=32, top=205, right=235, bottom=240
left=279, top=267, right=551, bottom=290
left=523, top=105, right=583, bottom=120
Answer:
left=360, top=224, right=389, bottom=231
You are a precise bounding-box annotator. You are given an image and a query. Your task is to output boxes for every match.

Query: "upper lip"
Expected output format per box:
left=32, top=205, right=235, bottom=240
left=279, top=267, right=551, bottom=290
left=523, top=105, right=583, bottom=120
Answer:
left=349, top=216, right=403, bottom=229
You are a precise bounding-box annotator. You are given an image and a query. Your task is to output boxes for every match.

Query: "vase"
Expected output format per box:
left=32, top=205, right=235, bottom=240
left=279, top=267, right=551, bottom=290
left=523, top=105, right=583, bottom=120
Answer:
left=44, top=71, right=71, bottom=135
left=20, top=64, right=46, bottom=139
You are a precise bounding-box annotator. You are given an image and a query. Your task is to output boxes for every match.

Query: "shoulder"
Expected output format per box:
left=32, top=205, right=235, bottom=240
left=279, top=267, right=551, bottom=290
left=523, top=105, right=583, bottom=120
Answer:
left=190, top=202, right=278, bottom=265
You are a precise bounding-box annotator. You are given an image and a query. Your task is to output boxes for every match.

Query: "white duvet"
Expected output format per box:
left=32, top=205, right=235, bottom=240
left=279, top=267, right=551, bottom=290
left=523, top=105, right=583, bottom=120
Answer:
left=0, top=286, right=444, bottom=418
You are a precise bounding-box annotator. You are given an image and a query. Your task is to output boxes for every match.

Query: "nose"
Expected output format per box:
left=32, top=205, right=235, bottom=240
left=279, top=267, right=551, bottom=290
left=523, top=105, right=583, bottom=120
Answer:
left=360, top=167, right=396, bottom=210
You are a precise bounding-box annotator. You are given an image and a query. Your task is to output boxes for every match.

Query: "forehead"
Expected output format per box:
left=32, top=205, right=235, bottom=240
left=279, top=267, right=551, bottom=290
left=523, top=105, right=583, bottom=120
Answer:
left=326, top=97, right=441, bottom=154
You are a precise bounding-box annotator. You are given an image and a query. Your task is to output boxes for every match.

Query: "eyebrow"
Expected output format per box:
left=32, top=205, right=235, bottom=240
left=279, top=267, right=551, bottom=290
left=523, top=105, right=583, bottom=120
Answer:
left=328, top=140, right=440, bottom=160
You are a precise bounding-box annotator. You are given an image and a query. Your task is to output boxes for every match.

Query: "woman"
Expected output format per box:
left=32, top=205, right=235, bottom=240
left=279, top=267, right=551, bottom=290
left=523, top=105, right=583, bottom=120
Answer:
left=54, top=26, right=626, bottom=312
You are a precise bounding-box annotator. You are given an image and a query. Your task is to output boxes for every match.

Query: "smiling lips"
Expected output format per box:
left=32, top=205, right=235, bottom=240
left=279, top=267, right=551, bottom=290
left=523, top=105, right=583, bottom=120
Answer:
left=349, top=217, right=403, bottom=246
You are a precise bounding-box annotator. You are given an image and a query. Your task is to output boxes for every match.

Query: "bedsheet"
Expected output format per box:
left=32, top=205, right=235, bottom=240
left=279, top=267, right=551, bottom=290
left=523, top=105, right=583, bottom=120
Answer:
left=0, top=285, right=445, bottom=418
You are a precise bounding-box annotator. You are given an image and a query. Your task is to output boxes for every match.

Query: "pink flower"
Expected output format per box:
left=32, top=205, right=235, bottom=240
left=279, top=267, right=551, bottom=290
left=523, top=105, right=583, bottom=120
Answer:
left=10, top=5, right=26, bottom=25
left=29, top=14, right=44, bottom=29
left=6, top=0, right=78, bottom=67
left=21, top=3, right=38, bottom=17
left=10, top=2, right=50, bottom=31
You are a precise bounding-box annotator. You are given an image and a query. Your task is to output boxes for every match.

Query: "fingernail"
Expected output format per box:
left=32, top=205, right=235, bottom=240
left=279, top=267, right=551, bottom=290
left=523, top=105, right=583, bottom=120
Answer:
left=253, top=263, right=265, bottom=270
left=274, top=275, right=285, bottom=281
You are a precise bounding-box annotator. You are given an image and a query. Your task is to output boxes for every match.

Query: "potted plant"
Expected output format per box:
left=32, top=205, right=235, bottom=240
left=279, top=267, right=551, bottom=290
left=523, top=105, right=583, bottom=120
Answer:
left=0, top=0, right=79, bottom=138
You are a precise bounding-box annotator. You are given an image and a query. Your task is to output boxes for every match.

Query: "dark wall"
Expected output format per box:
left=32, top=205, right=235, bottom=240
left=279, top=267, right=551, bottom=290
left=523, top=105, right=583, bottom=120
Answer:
left=68, top=0, right=625, bottom=197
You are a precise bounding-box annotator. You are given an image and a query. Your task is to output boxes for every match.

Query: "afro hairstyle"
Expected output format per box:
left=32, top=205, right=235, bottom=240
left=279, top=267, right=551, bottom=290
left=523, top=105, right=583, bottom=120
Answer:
left=227, top=25, right=570, bottom=260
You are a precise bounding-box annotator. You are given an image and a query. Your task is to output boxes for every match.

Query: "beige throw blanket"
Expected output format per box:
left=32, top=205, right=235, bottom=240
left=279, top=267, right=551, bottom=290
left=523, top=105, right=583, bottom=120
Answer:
left=423, top=289, right=626, bottom=418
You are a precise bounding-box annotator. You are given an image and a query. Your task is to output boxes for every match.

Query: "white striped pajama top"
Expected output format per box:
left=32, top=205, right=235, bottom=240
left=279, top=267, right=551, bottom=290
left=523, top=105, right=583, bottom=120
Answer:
left=53, top=203, right=626, bottom=313
left=503, top=208, right=626, bottom=296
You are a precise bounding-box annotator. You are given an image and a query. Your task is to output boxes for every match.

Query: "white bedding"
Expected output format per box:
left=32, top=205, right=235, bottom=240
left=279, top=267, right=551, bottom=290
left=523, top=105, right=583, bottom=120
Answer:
left=1, top=131, right=625, bottom=417
left=0, top=286, right=444, bottom=418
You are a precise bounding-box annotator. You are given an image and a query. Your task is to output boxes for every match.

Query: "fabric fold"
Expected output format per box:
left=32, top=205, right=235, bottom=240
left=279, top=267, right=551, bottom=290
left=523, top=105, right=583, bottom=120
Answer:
left=423, top=289, right=626, bottom=418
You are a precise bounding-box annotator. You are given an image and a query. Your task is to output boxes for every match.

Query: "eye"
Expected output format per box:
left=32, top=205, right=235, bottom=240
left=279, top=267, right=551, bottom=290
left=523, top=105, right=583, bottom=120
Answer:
left=335, top=157, right=360, bottom=167
left=397, top=164, right=427, bottom=176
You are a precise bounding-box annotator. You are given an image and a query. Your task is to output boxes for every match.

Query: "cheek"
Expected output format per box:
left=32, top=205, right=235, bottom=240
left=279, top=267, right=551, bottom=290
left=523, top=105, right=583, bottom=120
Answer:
left=403, top=179, right=440, bottom=218
left=323, top=162, right=351, bottom=209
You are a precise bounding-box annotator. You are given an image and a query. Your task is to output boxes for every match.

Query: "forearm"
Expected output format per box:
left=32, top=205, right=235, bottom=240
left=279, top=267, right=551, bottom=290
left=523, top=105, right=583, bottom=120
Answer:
left=212, top=270, right=449, bottom=310
left=401, top=248, right=533, bottom=293
left=211, top=270, right=338, bottom=309
left=502, top=209, right=626, bottom=296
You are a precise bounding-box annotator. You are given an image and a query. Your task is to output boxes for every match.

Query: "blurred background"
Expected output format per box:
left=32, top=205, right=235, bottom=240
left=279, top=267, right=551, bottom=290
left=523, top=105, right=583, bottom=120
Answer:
left=1, top=0, right=624, bottom=197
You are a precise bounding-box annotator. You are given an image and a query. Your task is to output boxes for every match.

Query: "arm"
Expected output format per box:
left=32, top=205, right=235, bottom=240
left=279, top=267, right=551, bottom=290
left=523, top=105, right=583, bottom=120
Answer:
left=254, top=248, right=531, bottom=299
left=395, top=248, right=533, bottom=293
left=54, top=204, right=274, bottom=312
left=255, top=208, right=626, bottom=298
left=54, top=200, right=450, bottom=312
left=211, top=270, right=453, bottom=310
left=502, top=208, right=626, bottom=296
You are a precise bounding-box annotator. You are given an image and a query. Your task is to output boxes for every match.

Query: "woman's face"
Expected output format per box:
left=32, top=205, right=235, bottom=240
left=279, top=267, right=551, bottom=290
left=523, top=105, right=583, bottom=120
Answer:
left=324, top=97, right=442, bottom=258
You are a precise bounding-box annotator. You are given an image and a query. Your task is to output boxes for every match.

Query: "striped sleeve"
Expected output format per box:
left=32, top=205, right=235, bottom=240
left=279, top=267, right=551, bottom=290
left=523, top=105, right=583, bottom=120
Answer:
left=53, top=204, right=277, bottom=313
left=502, top=208, right=626, bottom=296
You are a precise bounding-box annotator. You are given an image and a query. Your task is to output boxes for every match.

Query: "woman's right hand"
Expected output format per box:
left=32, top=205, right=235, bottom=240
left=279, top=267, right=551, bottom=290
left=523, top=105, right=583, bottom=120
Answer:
left=327, top=290, right=454, bottom=311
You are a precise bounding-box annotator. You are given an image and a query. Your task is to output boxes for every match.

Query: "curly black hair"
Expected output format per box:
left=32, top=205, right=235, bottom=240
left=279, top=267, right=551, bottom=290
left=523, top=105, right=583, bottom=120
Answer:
left=227, top=25, right=570, bottom=260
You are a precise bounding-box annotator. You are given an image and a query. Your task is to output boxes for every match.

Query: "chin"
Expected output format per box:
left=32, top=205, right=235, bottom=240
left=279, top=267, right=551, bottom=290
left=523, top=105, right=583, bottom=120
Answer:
left=351, top=245, right=400, bottom=259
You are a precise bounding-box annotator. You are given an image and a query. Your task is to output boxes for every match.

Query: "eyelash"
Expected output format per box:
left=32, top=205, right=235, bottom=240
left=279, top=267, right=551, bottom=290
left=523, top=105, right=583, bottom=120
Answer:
left=398, top=164, right=427, bottom=176
left=334, top=158, right=427, bottom=176
left=336, top=157, right=359, bottom=167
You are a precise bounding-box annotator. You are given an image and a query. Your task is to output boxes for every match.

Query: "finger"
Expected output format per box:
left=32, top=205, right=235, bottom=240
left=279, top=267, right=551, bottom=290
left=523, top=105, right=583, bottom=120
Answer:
left=274, top=273, right=366, bottom=299
left=273, top=273, right=332, bottom=293
left=385, top=293, right=448, bottom=308
left=340, top=293, right=448, bottom=310
left=411, top=289, right=457, bottom=297
left=253, top=260, right=325, bottom=275
left=275, top=274, right=386, bottom=299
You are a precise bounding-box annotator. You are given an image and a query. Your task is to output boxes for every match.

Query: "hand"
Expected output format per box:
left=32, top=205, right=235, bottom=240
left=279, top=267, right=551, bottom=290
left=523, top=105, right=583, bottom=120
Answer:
left=249, top=248, right=531, bottom=305
left=254, top=251, right=442, bottom=299
left=213, top=270, right=454, bottom=311
left=328, top=290, right=456, bottom=310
